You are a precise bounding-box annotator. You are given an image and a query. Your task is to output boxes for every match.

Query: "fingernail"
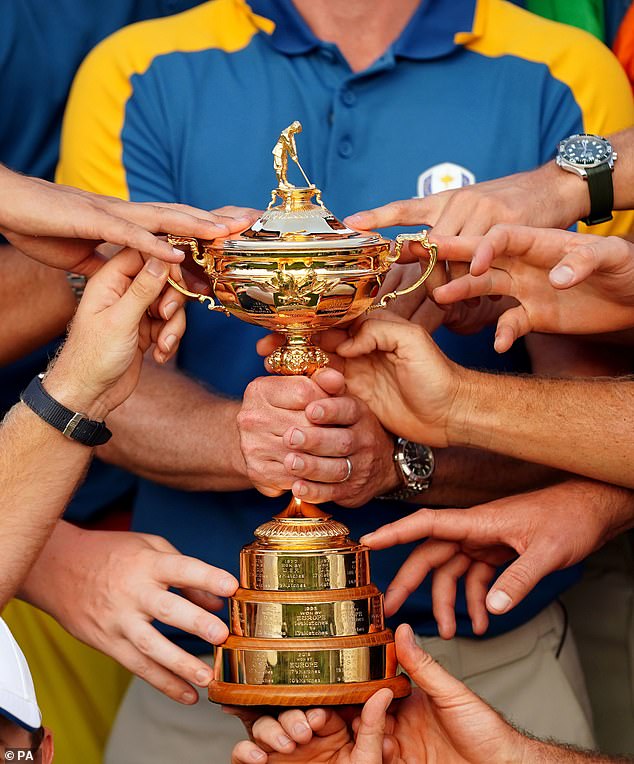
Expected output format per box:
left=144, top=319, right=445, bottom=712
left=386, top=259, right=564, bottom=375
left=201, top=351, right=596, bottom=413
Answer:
left=172, top=247, right=186, bottom=259
left=487, top=589, right=512, bottom=613
left=310, top=405, right=324, bottom=421
left=196, top=668, right=211, bottom=684
left=250, top=751, right=266, bottom=762
left=219, top=576, right=238, bottom=596
left=359, top=532, right=374, bottom=545
left=345, top=214, right=362, bottom=225
left=163, top=334, right=177, bottom=352
left=306, top=709, right=321, bottom=725
left=291, top=455, right=305, bottom=471
left=147, top=257, right=167, bottom=277
left=182, top=689, right=197, bottom=703
left=550, top=264, right=574, bottom=286
left=293, top=722, right=310, bottom=737
left=163, top=301, right=178, bottom=320
left=208, top=624, right=224, bottom=643
left=236, top=216, right=253, bottom=225
left=289, top=428, right=305, bottom=447
left=293, top=483, right=308, bottom=497
left=402, top=623, right=416, bottom=647
left=277, top=734, right=293, bottom=748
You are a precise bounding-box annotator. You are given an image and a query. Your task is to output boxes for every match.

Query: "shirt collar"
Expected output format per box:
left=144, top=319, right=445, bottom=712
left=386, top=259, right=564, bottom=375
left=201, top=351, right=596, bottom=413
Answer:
left=245, top=0, right=482, bottom=60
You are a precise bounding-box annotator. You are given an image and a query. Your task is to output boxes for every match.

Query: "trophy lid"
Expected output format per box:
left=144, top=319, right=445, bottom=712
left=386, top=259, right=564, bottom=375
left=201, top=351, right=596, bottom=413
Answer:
left=214, top=121, right=384, bottom=253
left=253, top=497, right=350, bottom=548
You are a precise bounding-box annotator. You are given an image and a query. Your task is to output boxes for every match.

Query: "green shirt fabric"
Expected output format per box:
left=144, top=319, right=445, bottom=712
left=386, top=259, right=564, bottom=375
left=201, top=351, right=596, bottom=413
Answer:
left=526, top=0, right=606, bottom=40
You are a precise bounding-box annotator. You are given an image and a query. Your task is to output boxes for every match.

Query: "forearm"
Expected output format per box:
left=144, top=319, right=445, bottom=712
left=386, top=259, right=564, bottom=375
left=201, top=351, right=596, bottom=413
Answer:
left=451, top=371, right=634, bottom=488
left=422, top=447, right=564, bottom=507
left=98, top=360, right=250, bottom=491
left=0, top=243, right=76, bottom=364
left=524, top=736, right=632, bottom=763
left=0, top=406, right=91, bottom=608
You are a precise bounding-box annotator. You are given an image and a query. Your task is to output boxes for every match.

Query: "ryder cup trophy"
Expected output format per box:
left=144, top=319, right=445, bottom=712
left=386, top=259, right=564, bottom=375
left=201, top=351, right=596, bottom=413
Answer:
left=167, top=122, right=437, bottom=705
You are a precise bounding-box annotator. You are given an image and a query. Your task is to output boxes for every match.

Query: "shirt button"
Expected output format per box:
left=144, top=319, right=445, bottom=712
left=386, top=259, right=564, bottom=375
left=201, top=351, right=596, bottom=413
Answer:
left=340, top=89, right=356, bottom=107
left=338, top=139, right=353, bottom=158
left=320, top=48, right=336, bottom=62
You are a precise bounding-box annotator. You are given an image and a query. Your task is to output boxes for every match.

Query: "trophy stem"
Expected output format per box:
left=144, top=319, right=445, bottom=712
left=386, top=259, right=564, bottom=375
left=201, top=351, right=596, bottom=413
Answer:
left=267, top=333, right=329, bottom=376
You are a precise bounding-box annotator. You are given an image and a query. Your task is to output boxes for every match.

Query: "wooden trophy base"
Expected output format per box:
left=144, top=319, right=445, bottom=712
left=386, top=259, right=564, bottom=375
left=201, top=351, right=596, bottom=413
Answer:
left=208, top=673, right=411, bottom=707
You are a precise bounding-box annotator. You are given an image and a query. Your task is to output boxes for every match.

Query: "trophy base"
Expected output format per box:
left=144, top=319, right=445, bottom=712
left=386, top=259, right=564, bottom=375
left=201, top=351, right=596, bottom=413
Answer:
left=208, top=673, right=411, bottom=707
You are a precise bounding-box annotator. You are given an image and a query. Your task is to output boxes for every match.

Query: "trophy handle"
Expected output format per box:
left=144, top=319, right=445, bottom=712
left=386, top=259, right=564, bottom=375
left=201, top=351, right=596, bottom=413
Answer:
left=369, top=231, right=438, bottom=311
left=166, top=235, right=229, bottom=313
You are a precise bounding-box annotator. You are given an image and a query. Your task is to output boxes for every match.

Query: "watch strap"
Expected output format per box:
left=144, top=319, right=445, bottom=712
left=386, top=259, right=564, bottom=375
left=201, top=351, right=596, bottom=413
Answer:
left=20, top=375, right=112, bottom=447
left=583, top=163, right=614, bottom=226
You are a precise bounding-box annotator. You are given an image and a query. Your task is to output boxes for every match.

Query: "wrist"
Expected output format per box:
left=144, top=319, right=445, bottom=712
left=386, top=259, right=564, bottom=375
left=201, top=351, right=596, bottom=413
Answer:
left=545, top=160, right=590, bottom=226
left=43, top=360, right=110, bottom=421
left=445, top=366, right=490, bottom=449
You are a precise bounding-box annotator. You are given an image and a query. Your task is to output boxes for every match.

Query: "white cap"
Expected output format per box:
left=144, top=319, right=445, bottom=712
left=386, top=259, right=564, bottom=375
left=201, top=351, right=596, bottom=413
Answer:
left=0, top=618, right=41, bottom=731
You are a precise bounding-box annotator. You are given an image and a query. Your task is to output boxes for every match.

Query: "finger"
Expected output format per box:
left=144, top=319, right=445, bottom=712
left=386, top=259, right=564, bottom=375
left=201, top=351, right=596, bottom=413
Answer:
left=291, top=479, right=338, bottom=504
left=111, top=257, right=170, bottom=327
left=146, top=587, right=230, bottom=645
left=384, top=541, right=459, bottom=616
left=432, top=270, right=514, bottom=305
left=361, top=507, right=489, bottom=550
left=231, top=740, right=268, bottom=763
left=548, top=237, right=630, bottom=289
left=112, top=637, right=201, bottom=704
left=311, top=367, right=347, bottom=396
left=351, top=688, right=393, bottom=761
left=256, top=333, right=284, bottom=358
left=277, top=709, right=313, bottom=744
left=431, top=553, right=472, bottom=639
left=494, top=305, right=531, bottom=353
left=179, top=586, right=224, bottom=612
left=154, top=554, right=238, bottom=597
left=305, top=396, right=361, bottom=426
left=251, top=716, right=296, bottom=753
left=345, top=198, right=441, bottom=230
left=154, top=306, right=186, bottom=363
left=285, top=451, right=353, bottom=484
left=465, top=561, right=495, bottom=635
left=395, top=624, right=479, bottom=705
left=486, top=546, right=552, bottom=615
left=112, top=199, right=243, bottom=239
left=336, top=317, right=428, bottom=361
left=283, top=424, right=356, bottom=457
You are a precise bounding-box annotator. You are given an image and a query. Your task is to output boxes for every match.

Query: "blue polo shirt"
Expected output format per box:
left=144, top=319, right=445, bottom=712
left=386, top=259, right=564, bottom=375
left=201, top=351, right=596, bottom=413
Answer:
left=0, top=0, right=203, bottom=520
left=58, top=0, right=634, bottom=650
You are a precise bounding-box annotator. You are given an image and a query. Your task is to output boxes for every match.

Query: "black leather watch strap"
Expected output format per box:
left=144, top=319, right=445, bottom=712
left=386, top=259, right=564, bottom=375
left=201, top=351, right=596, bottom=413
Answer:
left=583, top=163, right=614, bottom=226
left=20, top=375, right=112, bottom=447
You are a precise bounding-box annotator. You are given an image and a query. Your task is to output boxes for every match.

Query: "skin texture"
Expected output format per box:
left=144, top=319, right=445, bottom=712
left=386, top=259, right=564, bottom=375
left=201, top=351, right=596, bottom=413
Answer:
left=0, top=164, right=255, bottom=272
left=429, top=226, right=634, bottom=352
left=0, top=251, right=188, bottom=608
left=230, top=624, right=589, bottom=764
left=19, top=522, right=237, bottom=705
left=361, top=480, right=634, bottom=636
left=331, top=314, right=634, bottom=489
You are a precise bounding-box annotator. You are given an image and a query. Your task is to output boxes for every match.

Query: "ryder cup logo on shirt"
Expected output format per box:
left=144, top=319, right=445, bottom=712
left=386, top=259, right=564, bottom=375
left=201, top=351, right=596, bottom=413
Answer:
left=416, top=162, right=475, bottom=198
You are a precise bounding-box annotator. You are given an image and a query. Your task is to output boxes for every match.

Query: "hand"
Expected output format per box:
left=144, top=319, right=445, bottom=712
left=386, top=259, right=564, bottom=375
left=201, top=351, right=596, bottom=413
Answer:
left=361, top=480, right=634, bottom=636
left=38, top=528, right=238, bottom=704
left=432, top=225, right=634, bottom=351
left=344, top=161, right=586, bottom=242
left=0, top=166, right=258, bottom=273
left=230, top=624, right=530, bottom=763
left=332, top=313, right=465, bottom=448
left=237, top=373, right=399, bottom=507
left=43, top=249, right=185, bottom=420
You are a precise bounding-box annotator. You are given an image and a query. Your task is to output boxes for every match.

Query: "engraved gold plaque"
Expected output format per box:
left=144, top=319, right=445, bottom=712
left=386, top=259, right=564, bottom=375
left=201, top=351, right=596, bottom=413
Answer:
left=208, top=498, right=411, bottom=706
left=166, top=123, right=430, bottom=705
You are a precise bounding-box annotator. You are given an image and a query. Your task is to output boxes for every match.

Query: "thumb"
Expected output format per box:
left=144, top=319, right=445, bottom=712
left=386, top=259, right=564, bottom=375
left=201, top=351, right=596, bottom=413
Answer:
left=311, top=367, right=346, bottom=396
left=114, top=257, right=169, bottom=325
left=494, top=305, right=531, bottom=353
left=395, top=624, right=474, bottom=704
left=548, top=240, right=608, bottom=289
left=486, top=546, right=551, bottom=614
left=337, top=317, right=425, bottom=360
left=351, top=688, right=392, bottom=763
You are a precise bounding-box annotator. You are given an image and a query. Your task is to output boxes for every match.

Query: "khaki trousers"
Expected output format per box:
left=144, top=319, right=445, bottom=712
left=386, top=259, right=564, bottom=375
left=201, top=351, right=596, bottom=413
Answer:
left=562, top=535, right=634, bottom=755
left=105, top=602, right=595, bottom=764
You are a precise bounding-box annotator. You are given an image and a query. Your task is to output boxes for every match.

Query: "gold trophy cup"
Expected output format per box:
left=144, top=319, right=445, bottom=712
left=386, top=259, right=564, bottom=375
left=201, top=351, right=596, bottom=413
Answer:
left=167, top=122, right=437, bottom=705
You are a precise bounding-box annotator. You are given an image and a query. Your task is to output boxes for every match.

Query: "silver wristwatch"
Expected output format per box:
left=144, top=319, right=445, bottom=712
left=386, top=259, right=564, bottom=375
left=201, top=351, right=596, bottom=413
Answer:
left=379, top=437, right=435, bottom=501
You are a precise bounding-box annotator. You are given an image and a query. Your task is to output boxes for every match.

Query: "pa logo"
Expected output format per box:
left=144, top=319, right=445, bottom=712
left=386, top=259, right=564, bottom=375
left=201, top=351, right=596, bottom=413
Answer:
left=416, top=162, right=475, bottom=198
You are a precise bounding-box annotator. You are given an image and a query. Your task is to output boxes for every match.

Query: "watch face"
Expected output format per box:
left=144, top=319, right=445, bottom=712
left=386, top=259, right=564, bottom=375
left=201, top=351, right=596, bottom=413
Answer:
left=559, top=134, right=612, bottom=167
left=402, top=440, right=435, bottom=480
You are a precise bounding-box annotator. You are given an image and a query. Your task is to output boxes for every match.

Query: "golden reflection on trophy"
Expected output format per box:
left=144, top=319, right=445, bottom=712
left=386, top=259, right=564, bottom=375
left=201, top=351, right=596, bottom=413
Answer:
left=166, top=123, right=438, bottom=705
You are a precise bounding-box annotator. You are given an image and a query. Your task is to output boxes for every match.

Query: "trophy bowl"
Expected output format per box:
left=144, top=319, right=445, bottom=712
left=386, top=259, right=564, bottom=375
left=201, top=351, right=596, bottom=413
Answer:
left=166, top=124, right=437, bottom=375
